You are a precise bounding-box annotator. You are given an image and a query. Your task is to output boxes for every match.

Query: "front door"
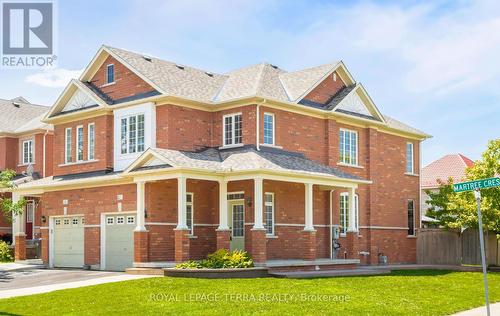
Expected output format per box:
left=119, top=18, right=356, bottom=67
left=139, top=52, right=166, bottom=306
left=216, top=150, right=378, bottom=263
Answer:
left=229, top=202, right=245, bottom=251
left=25, top=201, right=34, bottom=240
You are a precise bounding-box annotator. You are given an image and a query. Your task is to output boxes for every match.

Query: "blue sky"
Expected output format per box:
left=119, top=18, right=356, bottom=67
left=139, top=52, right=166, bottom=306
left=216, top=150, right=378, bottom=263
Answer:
left=1, top=0, right=499, bottom=166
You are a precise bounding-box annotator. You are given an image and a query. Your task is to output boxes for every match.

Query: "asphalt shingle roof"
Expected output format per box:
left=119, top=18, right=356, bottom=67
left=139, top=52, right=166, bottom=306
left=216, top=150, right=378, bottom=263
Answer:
left=422, top=154, right=474, bottom=188
left=0, top=98, right=50, bottom=133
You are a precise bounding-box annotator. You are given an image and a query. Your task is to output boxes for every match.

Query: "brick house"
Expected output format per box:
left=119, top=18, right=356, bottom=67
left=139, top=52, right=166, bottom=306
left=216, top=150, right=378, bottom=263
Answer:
left=11, top=45, right=429, bottom=271
left=0, top=97, right=53, bottom=246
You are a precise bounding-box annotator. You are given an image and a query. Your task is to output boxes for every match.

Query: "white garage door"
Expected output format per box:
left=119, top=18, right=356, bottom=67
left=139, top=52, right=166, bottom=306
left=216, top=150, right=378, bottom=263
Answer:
left=53, top=216, right=84, bottom=268
left=104, top=214, right=135, bottom=271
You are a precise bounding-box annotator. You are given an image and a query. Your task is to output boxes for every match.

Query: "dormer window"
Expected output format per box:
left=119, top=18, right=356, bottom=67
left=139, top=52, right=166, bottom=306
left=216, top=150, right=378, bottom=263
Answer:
left=106, top=64, right=115, bottom=84
left=223, top=113, right=242, bottom=146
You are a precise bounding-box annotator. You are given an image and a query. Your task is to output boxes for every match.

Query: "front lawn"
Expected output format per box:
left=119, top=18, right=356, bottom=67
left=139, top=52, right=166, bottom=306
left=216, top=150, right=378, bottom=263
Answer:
left=0, top=270, right=499, bottom=315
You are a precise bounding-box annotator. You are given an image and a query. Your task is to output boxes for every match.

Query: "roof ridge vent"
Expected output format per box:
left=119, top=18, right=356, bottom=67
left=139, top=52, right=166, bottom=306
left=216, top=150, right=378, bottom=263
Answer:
left=12, top=102, right=21, bottom=108
left=142, top=55, right=153, bottom=62
left=205, top=71, right=214, bottom=77
left=270, top=64, right=278, bottom=69
left=175, top=64, right=185, bottom=70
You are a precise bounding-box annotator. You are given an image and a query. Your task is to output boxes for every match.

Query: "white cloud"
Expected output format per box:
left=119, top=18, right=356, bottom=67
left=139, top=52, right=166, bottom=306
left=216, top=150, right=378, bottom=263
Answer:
left=25, top=68, right=82, bottom=88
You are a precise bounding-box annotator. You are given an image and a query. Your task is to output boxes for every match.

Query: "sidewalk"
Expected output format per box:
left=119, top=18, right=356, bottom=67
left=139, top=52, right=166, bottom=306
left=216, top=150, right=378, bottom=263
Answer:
left=453, top=302, right=500, bottom=315
left=0, top=260, right=45, bottom=272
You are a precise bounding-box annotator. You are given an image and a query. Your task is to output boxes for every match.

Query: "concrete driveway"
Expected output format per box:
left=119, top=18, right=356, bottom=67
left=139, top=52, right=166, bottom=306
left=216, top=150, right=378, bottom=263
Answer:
left=0, top=268, right=156, bottom=299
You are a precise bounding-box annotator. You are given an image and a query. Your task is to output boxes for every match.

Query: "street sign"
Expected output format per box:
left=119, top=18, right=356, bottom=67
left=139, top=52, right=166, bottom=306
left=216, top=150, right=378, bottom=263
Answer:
left=453, top=177, right=500, bottom=192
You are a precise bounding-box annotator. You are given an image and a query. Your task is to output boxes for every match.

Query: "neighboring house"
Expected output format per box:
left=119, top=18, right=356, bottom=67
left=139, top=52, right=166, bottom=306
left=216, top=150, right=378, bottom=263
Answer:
left=11, top=45, right=430, bottom=271
left=421, top=154, right=474, bottom=224
left=0, top=97, right=53, bottom=244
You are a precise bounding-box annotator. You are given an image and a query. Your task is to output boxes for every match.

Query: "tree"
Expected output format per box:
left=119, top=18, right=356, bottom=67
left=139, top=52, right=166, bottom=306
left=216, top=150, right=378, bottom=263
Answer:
left=426, top=139, right=500, bottom=233
left=0, top=169, right=26, bottom=222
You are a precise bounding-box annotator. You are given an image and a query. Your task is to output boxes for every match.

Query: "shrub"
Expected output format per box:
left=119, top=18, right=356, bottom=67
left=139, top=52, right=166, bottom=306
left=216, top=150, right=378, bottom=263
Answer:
left=175, top=249, right=254, bottom=269
left=0, top=240, right=13, bottom=262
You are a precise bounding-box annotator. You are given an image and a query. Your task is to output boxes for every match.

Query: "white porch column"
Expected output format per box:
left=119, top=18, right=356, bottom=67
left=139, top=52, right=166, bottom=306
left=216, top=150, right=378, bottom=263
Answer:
left=217, top=179, right=229, bottom=230
left=176, top=176, right=188, bottom=230
left=304, top=183, right=315, bottom=231
left=135, top=181, right=147, bottom=231
left=11, top=193, right=24, bottom=245
left=347, top=187, right=357, bottom=232
left=253, top=177, right=264, bottom=229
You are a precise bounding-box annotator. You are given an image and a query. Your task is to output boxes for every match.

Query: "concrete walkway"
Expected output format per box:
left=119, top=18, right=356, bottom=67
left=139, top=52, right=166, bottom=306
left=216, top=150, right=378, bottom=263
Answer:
left=0, top=260, right=45, bottom=272
left=452, top=302, right=500, bottom=315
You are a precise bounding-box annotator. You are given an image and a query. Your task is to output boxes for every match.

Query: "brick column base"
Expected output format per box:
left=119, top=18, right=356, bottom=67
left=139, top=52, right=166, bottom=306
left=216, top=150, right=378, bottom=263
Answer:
left=41, top=229, right=49, bottom=264
left=14, top=234, right=26, bottom=261
left=345, top=232, right=359, bottom=260
left=134, top=230, right=149, bottom=263
left=174, top=229, right=190, bottom=262
left=302, top=230, right=317, bottom=260
left=250, top=228, right=267, bottom=265
left=216, top=229, right=231, bottom=251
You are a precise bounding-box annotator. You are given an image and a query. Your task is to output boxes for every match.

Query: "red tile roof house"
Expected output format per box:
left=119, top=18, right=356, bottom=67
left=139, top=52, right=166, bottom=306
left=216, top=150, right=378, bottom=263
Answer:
left=421, top=154, right=474, bottom=224
left=10, top=45, right=430, bottom=271
left=0, top=97, right=53, bottom=256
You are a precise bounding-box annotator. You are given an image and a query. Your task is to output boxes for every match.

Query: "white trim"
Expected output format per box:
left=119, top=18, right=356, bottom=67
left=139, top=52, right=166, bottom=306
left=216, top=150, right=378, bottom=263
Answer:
left=406, top=142, right=414, bottom=174
left=339, top=128, right=359, bottom=166
left=65, top=127, right=72, bottom=164
left=186, top=192, right=194, bottom=235
left=339, top=192, right=359, bottom=234
left=88, top=123, right=95, bottom=160
left=222, top=112, right=243, bottom=146
left=21, top=139, right=34, bottom=165
left=58, top=159, right=99, bottom=167
left=263, top=112, right=275, bottom=146
left=264, top=192, right=275, bottom=235
left=145, top=222, right=176, bottom=226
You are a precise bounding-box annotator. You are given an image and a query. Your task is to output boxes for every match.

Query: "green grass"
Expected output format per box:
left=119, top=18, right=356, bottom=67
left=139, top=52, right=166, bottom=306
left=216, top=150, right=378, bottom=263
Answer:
left=0, top=270, right=499, bottom=315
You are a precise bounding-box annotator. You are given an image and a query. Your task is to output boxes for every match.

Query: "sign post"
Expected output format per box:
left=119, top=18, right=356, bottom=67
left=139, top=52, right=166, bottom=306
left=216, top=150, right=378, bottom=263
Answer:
left=453, top=177, right=500, bottom=316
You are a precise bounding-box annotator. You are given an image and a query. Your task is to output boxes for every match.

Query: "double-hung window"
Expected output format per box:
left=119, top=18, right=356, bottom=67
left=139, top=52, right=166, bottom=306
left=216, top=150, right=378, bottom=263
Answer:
left=88, top=123, right=95, bottom=160
left=65, top=128, right=72, bottom=163
left=120, top=114, right=145, bottom=154
left=186, top=193, right=194, bottom=235
left=76, top=126, right=84, bottom=161
left=223, top=113, right=242, bottom=146
left=264, top=193, right=275, bottom=235
left=263, top=113, right=275, bottom=145
left=339, top=193, right=359, bottom=234
left=106, top=64, right=115, bottom=84
left=407, top=200, right=415, bottom=236
left=22, top=140, right=33, bottom=165
left=406, top=143, right=414, bottom=174
left=339, top=129, right=358, bottom=165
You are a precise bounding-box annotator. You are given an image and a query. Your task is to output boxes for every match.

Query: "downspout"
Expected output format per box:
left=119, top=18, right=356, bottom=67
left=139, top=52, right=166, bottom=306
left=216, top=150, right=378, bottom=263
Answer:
left=256, top=104, right=260, bottom=151
left=43, top=129, right=49, bottom=177
left=418, top=140, right=422, bottom=230
left=329, top=189, right=333, bottom=259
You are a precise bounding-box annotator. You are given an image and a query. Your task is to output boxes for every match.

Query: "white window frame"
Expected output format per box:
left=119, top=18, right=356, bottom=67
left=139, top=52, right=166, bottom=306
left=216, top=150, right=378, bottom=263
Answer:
left=186, top=193, right=194, bottom=235
left=22, top=139, right=34, bottom=165
left=126, top=216, right=135, bottom=225
left=407, top=199, right=415, bottom=236
left=264, top=192, right=275, bottom=235
left=106, top=217, right=114, bottom=225
left=116, top=216, right=125, bottom=225
left=106, top=64, right=115, bottom=84
left=26, top=201, right=34, bottom=223
left=65, top=127, right=72, bottom=163
left=76, top=125, right=84, bottom=162
left=339, top=128, right=358, bottom=166
left=88, top=123, right=95, bottom=160
left=222, top=113, right=243, bottom=147
left=339, top=192, right=359, bottom=235
left=263, top=112, right=275, bottom=145
left=120, top=113, right=145, bottom=155
left=406, top=142, right=414, bottom=174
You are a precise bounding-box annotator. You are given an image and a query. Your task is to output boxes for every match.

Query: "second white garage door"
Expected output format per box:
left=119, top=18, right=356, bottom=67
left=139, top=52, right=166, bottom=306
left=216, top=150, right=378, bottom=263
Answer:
left=104, top=214, right=135, bottom=271
left=53, top=216, right=84, bottom=268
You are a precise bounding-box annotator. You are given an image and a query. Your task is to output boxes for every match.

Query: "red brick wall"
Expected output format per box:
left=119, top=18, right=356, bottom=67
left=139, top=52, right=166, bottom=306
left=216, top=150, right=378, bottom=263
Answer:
left=0, top=137, right=17, bottom=170
left=89, top=55, right=156, bottom=101
left=53, top=115, right=113, bottom=176
left=302, top=71, right=345, bottom=105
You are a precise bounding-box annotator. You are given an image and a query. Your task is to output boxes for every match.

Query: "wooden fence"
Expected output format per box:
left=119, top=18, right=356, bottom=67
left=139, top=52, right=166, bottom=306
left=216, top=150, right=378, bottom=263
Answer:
left=417, top=228, right=499, bottom=266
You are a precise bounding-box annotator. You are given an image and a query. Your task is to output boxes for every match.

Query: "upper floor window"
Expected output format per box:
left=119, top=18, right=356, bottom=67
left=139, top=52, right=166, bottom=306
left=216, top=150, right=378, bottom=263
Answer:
left=65, top=128, right=72, bottom=163
left=22, top=140, right=33, bottom=165
left=88, top=123, right=95, bottom=160
left=106, top=64, right=115, bottom=84
left=406, top=142, right=414, bottom=174
left=339, top=192, right=359, bottom=234
left=407, top=199, right=415, bottom=236
left=264, top=193, right=275, bottom=235
left=76, top=126, right=84, bottom=162
left=223, top=113, right=242, bottom=146
left=186, top=193, right=194, bottom=235
left=339, top=129, right=358, bottom=165
left=121, top=114, right=145, bottom=154
left=263, top=113, right=275, bottom=145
